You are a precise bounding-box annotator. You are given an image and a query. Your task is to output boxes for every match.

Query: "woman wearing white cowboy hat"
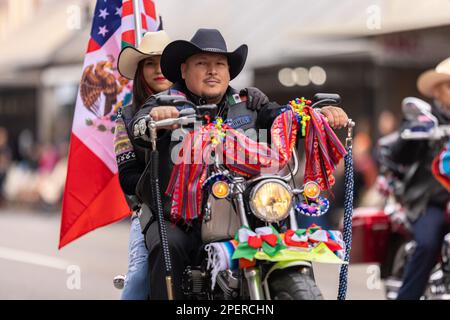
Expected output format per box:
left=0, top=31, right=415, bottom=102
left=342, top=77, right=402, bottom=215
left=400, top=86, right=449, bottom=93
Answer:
left=417, top=57, right=450, bottom=117
left=114, top=30, right=172, bottom=300
left=388, top=57, right=450, bottom=300
left=117, top=30, right=173, bottom=109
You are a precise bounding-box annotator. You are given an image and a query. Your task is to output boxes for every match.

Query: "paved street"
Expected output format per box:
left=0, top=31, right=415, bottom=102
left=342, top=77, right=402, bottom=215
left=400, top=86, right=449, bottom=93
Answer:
left=0, top=208, right=384, bottom=300
left=0, top=207, right=129, bottom=299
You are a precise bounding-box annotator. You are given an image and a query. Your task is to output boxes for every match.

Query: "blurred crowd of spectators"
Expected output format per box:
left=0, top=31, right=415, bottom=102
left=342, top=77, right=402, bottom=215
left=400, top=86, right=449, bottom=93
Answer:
left=309, top=109, right=399, bottom=229
left=0, top=127, right=68, bottom=211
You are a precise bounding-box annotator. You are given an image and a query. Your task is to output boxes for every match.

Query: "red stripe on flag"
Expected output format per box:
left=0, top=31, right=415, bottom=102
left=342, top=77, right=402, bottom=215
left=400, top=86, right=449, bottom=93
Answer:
left=59, top=134, right=131, bottom=249
left=122, top=30, right=136, bottom=47
left=86, top=38, right=101, bottom=53
left=141, top=13, right=148, bottom=30
left=143, top=0, right=156, bottom=19
left=122, top=0, right=133, bottom=16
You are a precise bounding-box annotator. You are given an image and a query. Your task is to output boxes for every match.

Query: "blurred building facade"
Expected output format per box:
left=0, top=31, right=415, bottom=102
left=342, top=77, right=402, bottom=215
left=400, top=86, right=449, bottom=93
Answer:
left=255, top=25, right=450, bottom=139
left=0, top=0, right=450, bottom=158
left=0, top=0, right=92, bottom=159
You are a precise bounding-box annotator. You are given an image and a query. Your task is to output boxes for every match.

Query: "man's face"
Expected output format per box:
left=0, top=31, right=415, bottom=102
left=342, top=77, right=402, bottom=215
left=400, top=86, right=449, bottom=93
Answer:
left=181, top=53, right=230, bottom=104
left=433, top=81, right=450, bottom=111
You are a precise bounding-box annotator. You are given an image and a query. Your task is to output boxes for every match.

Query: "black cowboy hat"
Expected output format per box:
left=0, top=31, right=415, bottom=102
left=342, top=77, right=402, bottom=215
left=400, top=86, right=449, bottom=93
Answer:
left=160, top=28, right=248, bottom=83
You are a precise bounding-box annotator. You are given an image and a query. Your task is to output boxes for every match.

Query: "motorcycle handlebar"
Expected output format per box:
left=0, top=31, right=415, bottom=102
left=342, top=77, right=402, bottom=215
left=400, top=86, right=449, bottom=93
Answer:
left=148, top=94, right=218, bottom=127
left=153, top=115, right=197, bottom=128
left=311, top=93, right=341, bottom=108
left=156, top=95, right=196, bottom=108
left=156, top=95, right=218, bottom=115
left=401, top=124, right=450, bottom=140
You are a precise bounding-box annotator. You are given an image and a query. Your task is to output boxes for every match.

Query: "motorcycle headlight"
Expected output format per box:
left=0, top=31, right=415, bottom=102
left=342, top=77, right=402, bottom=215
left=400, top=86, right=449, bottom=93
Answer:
left=249, top=179, right=293, bottom=223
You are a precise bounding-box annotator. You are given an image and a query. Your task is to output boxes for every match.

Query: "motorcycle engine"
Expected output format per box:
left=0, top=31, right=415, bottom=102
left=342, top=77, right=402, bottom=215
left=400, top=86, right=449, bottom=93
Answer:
left=182, top=266, right=209, bottom=298
left=182, top=267, right=241, bottom=300
left=215, top=270, right=240, bottom=300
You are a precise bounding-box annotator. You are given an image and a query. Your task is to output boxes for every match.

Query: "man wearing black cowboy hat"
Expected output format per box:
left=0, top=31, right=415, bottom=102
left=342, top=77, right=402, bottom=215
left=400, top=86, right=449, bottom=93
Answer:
left=129, top=28, right=349, bottom=299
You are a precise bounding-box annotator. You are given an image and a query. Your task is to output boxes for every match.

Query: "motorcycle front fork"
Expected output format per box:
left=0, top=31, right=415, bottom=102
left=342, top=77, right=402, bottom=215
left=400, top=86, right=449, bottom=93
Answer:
left=235, top=191, right=300, bottom=300
left=234, top=192, right=265, bottom=299
left=248, top=207, right=299, bottom=299
left=243, top=267, right=265, bottom=300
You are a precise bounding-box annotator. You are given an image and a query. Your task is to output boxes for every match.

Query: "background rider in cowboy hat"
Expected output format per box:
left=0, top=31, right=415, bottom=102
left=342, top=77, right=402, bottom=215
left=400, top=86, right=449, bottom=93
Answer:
left=385, top=57, right=450, bottom=300
left=129, top=28, right=350, bottom=299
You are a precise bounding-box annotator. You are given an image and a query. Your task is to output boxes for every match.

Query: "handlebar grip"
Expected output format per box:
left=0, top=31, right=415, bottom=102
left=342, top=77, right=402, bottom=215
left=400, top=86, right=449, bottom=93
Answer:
left=179, top=108, right=196, bottom=117
left=154, top=118, right=178, bottom=127
left=197, top=104, right=217, bottom=112
left=312, top=93, right=341, bottom=108
left=156, top=95, right=195, bottom=108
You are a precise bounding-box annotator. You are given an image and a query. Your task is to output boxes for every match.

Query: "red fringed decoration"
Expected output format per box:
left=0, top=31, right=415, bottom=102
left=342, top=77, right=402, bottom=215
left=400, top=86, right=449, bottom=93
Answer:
left=166, top=105, right=347, bottom=223
left=303, top=106, right=347, bottom=191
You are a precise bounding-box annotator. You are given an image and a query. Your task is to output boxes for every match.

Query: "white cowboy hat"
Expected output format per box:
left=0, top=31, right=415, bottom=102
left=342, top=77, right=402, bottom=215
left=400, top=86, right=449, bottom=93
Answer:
left=118, top=30, right=171, bottom=80
left=417, top=57, right=450, bottom=98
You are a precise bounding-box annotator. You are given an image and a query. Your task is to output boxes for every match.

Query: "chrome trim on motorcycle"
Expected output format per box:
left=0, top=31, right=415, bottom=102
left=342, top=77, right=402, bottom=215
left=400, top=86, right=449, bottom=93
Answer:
left=442, top=234, right=450, bottom=273
left=384, top=278, right=403, bottom=300
left=427, top=294, right=450, bottom=300
left=244, top=267, right=265, bottom=300
left=281, top=150, right=299, bottom=182
left=289, top=207, right=299, bottom=230
left=234, top=184, right=250, bottom=228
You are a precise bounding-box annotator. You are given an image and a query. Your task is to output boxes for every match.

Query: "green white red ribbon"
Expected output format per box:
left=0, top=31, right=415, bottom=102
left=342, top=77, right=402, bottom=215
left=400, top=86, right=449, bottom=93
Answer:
left=232, top=226, right=286, bottom=261
left=232, top=224, right=345, bottom=262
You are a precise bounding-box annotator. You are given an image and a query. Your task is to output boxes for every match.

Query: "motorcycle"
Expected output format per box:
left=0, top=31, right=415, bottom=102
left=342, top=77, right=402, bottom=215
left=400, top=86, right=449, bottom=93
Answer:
left=351, top=97, right=450, bottom=300
left=122, top=93, right=354, bottom=300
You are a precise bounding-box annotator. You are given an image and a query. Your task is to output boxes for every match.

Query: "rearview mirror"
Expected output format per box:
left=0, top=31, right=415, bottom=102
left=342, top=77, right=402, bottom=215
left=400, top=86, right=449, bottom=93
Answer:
left=401, top=97, right=436, bottom=124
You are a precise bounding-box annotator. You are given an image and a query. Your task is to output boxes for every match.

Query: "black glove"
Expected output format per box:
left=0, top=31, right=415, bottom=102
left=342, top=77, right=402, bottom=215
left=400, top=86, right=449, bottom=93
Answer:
left=240, top=87, right=269, bottom=111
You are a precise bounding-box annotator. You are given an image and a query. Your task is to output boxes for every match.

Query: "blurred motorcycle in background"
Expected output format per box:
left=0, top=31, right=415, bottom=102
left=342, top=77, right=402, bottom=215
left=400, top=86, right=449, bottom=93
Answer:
left=351, top=97, right=450, bottom=300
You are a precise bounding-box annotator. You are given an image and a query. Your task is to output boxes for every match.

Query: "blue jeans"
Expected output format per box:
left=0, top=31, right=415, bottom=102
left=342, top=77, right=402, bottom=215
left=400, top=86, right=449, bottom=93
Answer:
left=121, top=214, right=150, bottom=300
left=397, top=206, right=448, bottom=300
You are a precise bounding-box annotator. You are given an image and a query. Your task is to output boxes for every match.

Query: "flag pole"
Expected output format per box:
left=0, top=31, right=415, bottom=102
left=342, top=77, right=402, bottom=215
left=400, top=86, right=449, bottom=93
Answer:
left=132, top=0, right=143, bottom=46
left=131, top=0, right=174, bottom=300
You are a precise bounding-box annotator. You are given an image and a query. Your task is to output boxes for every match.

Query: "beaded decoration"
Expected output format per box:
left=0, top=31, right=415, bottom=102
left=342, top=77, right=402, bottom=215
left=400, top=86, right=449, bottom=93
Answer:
left=210, top=117, right=227, bottom=146
left=288, top=97, right=311, bottom=137
left=295, top=196, right=330, bottom=217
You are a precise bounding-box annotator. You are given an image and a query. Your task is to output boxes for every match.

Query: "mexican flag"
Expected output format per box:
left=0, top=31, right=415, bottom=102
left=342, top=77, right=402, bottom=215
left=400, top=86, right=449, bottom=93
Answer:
left=59, top=0, right=158, bottom=248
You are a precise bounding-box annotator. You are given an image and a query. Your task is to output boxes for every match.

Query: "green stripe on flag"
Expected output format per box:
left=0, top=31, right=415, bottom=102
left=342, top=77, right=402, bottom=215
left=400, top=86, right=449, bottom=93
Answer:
left=121, top=40, right=134, bottom=49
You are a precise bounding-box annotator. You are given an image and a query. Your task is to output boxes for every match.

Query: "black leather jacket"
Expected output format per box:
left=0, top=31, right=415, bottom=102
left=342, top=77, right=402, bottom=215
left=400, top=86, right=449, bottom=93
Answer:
left=379, top=103, right=450, bottom=222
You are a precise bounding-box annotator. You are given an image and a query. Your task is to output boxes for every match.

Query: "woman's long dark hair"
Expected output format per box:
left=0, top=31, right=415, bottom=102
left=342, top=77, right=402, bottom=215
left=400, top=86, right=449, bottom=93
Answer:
left=132, top=59, right=154, bottom=113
